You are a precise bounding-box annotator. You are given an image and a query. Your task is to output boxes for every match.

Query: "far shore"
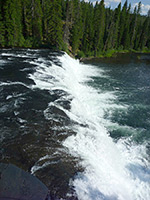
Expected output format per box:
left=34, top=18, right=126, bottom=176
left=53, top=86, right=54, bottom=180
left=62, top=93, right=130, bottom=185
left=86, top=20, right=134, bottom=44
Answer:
left=1, top=47, right=150, bottom=63
left=79, top=51, right=150, bottom=63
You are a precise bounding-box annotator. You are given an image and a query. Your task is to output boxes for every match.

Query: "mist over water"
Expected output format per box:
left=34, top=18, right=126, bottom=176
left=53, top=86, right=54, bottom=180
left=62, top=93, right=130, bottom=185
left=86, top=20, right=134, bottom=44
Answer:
left=0, top=49, right=150, bottom=200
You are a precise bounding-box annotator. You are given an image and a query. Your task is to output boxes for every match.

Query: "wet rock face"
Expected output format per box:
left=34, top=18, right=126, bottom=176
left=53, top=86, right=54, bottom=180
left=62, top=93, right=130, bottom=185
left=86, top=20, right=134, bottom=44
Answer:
left=0, top=163, right=49, bottom=200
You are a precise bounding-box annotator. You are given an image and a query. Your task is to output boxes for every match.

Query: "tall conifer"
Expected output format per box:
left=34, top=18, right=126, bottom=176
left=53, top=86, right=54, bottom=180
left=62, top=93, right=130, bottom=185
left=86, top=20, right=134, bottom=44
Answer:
left=0, top=0, right=5, bottom=47
left=4, top=0, right=24, bottom=47
left=70, top=0, right=83, bottom=54
left=45, top=0, right=63, bottom=49
left=93, top=0, right=105, bottom=56
left=81, top=2, right=94, bottom=55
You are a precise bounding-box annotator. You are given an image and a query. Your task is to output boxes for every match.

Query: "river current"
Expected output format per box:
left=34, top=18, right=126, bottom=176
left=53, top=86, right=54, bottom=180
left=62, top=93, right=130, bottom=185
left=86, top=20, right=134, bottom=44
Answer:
left=0, top=49, right=150, bottom=200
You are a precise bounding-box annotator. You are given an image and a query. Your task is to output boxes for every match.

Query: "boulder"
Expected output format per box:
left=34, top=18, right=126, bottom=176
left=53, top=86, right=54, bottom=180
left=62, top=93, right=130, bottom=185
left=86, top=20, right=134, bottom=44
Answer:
left=0, top=163, right=50, bottom=200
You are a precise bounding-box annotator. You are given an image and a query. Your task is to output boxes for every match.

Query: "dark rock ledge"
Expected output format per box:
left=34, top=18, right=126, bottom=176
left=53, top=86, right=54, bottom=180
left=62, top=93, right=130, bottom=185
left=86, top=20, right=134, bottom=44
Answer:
left=0, top=163, right=50, bottom=200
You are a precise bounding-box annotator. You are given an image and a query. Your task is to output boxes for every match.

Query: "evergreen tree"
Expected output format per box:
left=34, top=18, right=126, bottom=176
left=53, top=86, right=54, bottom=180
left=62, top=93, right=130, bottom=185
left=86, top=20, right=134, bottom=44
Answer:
left=0, top=0, right=149, bottom=53
left=3, top=0, right=24, bottom=47
left=118, top=0, right=128, bottom=48
left=41, top=0, right=51, bottom=42
left=147, top=10, right=150, bottom=49
left=22, top=0, right=42, bottom=46
left=104, top=3, right=121, bottom=51
left=122, top=3, right=131, bottom=49
left=134, top=2, right=142, bottom=50
left=44, top=0, right=63, bottom=49
left=93, top=0, right=105, bottom=56
left=31, top=0, right=43, bottom=44
left=81, top=2, right=94, bottom=55
left=63, top=0, right=74, bottom=46
left=113, top=3, right=121, bottom=49
left=22, top=0, right=33, bottom=42
left=70, top=0, right=83, bottom=54
left=130, top=6, right=138, bottom=49
left=0, top=0, right=5, bottom=47
left=139, top=17, right=149, bottom=49
left=103, top=8, right=114, bottom=51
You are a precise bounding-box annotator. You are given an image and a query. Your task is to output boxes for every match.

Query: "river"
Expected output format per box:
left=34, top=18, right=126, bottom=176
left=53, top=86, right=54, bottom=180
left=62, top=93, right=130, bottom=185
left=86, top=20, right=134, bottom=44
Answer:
left=0, top=49, right=150, bottom=200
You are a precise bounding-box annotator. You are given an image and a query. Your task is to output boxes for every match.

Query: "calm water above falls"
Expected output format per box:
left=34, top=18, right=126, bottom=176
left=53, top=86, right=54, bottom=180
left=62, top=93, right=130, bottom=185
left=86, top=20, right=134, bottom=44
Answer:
left=0, top=49, right=150, bottom=200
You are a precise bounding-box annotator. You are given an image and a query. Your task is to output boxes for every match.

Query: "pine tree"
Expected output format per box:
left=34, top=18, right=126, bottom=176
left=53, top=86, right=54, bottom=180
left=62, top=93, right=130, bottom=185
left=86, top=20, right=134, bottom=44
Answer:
left=118, top=0, right=128, bottom=49
left=104, top=4, right=121, bottom=51
left=63, top=0, right=74, bottom=46
left=147, top=10, right=150, bottom=49
left=122, top=4, right=131, bottom=49
left=113, top=3, right=121, bottom=49
left=22, top=0, right=42, bottom=46
left=103, top=8, right=114, bottom=51
left=139, top=17, right=149, bottom=50
left=70, top=0, right=83, bottom=54
left=134, top=2, right=142, bottom=50
left=0, top=0, right=149, bottom=52
left=93, top=0, right=105, bottom=56
left=31, top=0, right=43, bottom=44
left=44, top=0, right=63, bottom=49
left=22, top=0, right=32, bottom=41
left=4, top=0, right=24, bottom=47
left=130, top=6, right=138, bottom=49
left=0, top=0, right=5, bottom=47
left=81, top=2, right=94, bottom=55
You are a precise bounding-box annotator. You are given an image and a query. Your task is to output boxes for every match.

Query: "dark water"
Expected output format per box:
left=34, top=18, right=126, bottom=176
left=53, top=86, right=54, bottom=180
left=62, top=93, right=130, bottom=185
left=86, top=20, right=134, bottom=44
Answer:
left=1, top=49, right=150, bottom=200
left=0, top=49, right=79, bottom=199
left=85, top=53, right=150, bottom=144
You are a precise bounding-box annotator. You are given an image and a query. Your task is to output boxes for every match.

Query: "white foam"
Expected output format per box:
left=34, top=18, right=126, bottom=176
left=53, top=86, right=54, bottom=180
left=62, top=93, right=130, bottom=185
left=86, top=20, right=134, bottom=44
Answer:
left=29, top=52, right=150, bottom=200
left=18, top=118, right=27, bottom=123
left=0, top=81, right=30, bottom=89
left=0, top=59, right=7, bottom=65
left=59, top=54, right=150, bottom=200
left=31, top=153, right=60, bottom=174
left=1, top=53, right=16, bottom=57
left=6, top=95, right=13, bottom=100
left=1, top=52, right=36, bottom=58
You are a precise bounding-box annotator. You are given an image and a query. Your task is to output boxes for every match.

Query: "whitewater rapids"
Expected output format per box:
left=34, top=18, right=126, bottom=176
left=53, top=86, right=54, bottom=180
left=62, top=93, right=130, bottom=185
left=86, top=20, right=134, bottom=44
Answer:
left=29, top=52, right=150, bottom=200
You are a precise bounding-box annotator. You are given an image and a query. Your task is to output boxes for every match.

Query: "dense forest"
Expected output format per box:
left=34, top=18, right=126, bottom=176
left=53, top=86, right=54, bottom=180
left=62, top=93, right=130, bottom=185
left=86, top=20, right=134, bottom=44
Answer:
left=0, top=0, right=150, bottom=57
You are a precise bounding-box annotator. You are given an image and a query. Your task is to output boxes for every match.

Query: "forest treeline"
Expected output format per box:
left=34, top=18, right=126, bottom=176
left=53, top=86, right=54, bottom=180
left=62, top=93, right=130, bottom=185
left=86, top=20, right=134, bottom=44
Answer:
left=0, top=0, right=150, bottom=57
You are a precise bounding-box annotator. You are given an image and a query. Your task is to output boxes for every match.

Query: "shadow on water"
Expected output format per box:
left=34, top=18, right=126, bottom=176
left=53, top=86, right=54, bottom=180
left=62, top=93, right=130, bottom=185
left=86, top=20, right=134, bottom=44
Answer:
left=127, top=163, right=150, bottom=183
left=88, top=188, right=117, bottom=200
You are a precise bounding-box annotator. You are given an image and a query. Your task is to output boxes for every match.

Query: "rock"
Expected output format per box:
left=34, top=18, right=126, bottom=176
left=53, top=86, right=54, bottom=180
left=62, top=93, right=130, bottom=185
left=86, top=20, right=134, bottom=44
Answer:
left=0, top=163, right=50, bottom=200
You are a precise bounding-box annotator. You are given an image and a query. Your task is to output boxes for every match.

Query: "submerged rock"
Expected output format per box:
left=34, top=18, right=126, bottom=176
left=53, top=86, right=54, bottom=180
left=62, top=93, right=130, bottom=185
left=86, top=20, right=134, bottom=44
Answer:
left=0, top=163, right=50, bottom=200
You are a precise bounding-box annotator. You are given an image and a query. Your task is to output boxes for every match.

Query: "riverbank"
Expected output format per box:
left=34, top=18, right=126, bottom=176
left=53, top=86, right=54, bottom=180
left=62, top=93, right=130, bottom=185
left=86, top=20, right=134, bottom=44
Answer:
left=79, top=49, right=150, bottom=62
left=1, top=46, right=150, bottom=63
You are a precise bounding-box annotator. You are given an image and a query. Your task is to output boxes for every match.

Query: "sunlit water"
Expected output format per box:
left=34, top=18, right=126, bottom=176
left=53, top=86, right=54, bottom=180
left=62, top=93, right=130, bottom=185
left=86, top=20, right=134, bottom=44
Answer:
left=0, top=49, right=150, bottom=200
